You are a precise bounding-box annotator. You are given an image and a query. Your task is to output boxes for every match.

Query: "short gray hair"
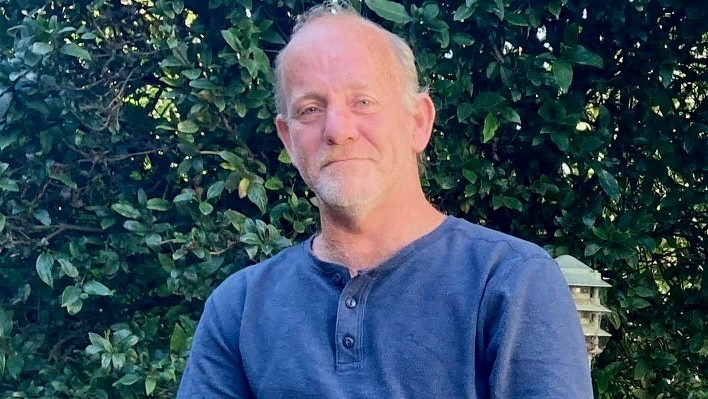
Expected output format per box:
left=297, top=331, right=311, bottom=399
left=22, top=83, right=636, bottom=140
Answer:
left=273, top=1, right=426, bottom=117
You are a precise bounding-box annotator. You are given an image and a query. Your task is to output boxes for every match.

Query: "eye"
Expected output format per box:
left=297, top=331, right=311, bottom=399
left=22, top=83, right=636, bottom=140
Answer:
left=296, top=105, right=322, bottom=119
left=354, top=97, right=376, bottom=110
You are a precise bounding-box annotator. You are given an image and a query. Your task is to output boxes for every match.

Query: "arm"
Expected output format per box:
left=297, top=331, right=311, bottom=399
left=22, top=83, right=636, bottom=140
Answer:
left=479, top=256, right=593, bottom=399
left=176, top=294, right=254, bottom=399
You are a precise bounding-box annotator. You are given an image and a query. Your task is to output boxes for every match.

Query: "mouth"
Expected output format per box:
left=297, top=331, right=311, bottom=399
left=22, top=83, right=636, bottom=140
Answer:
left=322, top=158, right=367, bottom=167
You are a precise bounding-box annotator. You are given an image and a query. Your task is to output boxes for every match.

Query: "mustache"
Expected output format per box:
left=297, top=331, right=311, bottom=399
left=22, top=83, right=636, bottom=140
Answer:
left=317, top=148, right=369, bottom=167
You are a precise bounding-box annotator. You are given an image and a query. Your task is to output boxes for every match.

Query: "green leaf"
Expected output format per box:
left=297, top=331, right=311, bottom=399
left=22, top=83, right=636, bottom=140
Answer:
left=247, top=180, right=268, bottom=214
left=548, top=0, right=562, bottom=17
left=633, top=286, right=654, bottom=298
left=113, top=373, right=141, bottom=386
left=58, top=258, right=79, bottom=278
left=137, top=189, right=147, bottom=206
left=471, top=92, right=506, bottom=113
left=177, top=120, right=199, bottom=134
left=60, top=42, right=91, bottom=60
left=0, top=92, right=12, bottom=119
left=0, top=177, right=18, bottom=191
left=123, top=220, right=150, bottom=234
left=453, top=2, right=477, bottom=21
left=653, top=352, right=677, bottom=368
left=145, top=233, right=162, bottom=246
left=61, top=285, right=83, bottom=308
left=452, top=32, right=475, bottom=46
left=173, top=190, right=196, bottom=202
left=457, top=102, right=474, bottom=122
left=364, top=0, right=414, bottom=23
left=278, top=149, right=291, bottom=164
left=111, top=203, right=140, bottom=219
left=101, top=218, right=116, bottom=229
left=598, top=169, right=620, bottom=201
left=505, top=12, right=528, bottom=26
left=553, top=59, right=573, bottom=93
left=199, top=201, right=214, bottom=215
left=550, top=130, right=569, bottom=151
left=633, top=359, right=649, bottom=380
left=221, top=29, right=240, bottom=52
left=145, top=375, right=157, bottom=395
left=503, top=197, right=523, bottom=211
left=0, top=214, right=5, bottom=233
left=584, top=243, right=601, bottom=257
left=206, top=181, right=225, bottom=200
left=264, top=177, right=283, bottom=191
left=565, top=45, right=604, bottom=68
left=170, top=323, right=187, bottom=353
left=0, top=309, right=13, bottom=337
left=500, top=107, right=521, bottom=124
left=7, top=353, right=23, bottom=379
left=112, top=353, right=126, bottom=370
left=49, top=171, right=77, bottom=189
left=83, top=281, right=112, bottom=296
left=260, top=30, right=285, bottom=45
left=89, top=332, right=113, bottom=352
left=30, top=42, right=54, bottom=55
left=482, top=113, right=499, bottom=143
left=36, top=252, right=55, bottom=288
left=146, top=198, right=171, bottom=211
left=217, top=151, right=245, bottom=170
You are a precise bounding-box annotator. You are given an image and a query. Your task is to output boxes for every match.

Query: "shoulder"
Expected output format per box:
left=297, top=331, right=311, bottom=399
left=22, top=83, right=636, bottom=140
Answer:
left=439, top=216, right=553, bottom=266
left=208, top=239, right=312, bottom=309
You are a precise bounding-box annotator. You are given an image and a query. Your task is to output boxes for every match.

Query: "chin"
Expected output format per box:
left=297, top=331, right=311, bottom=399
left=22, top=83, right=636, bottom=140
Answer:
left=314, top=181, right=382, bottom=217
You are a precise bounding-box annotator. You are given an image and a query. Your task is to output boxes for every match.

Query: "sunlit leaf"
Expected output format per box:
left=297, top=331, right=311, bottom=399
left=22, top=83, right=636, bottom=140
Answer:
left=58, top=258, right=79, bottom=278
left=482, top=113, right=499, bottom=143
left=364, top=0, right=414, bottom=23
left=60, top=42, right=91, bottom=60
left=113, top=373, right=141, bottom=386
left=30, top=42, right=54, bottom=55
left=83, top=281, right=112, bottom=296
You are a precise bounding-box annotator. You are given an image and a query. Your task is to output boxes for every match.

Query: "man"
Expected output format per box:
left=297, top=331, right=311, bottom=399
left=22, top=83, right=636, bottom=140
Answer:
left=177, top=2, right=592, bottom=398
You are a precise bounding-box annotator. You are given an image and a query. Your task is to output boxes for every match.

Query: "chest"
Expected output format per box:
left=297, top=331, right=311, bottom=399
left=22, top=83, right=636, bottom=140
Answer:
left=238, top=269, right=486, bottom=398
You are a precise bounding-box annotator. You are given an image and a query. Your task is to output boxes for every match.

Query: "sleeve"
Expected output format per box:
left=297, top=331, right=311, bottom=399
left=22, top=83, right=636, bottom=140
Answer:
left=176, top=290, right=254, bottom=399
left=478, top=256, right=593, bottom=399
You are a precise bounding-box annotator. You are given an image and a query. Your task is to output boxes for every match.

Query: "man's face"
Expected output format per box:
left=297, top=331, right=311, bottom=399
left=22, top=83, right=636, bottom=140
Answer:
left=275, top=16, right=427, bottom=216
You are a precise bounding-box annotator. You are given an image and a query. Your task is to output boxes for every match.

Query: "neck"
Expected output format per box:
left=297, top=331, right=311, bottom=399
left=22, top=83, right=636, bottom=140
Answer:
left=312, top=187, right=445, bottom=275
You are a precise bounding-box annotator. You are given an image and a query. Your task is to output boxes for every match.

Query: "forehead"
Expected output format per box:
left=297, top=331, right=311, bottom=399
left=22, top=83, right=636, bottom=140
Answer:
left=279, top=15, right=399, bottom=91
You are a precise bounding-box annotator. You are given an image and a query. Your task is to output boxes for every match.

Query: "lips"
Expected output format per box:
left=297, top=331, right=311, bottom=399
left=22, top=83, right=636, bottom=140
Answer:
left=321, top=158, right=371, bottom=169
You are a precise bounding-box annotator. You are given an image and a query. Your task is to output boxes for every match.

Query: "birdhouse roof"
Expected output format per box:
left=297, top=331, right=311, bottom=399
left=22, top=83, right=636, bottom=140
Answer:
left=555, top=255, right=611, bottom=287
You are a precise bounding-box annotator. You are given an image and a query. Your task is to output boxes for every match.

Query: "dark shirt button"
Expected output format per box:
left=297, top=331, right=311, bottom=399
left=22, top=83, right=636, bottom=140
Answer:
left=342, top=335, right=355, bottom=348
left=332, top=274, right=343, bottom=285
left=345, top=298, right=357, bottom=309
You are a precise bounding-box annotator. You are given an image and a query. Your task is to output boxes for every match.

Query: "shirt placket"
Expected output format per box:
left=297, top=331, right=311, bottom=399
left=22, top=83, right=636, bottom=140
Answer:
left=334, top=271, right=375, bottom=371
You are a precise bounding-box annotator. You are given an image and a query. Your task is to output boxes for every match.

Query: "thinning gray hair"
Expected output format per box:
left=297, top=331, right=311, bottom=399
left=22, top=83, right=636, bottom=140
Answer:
left=273, top=1, right=426, bottom=118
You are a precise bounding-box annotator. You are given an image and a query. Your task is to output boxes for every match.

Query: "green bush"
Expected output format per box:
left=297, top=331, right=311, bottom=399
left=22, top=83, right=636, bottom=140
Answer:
left=0, top=0, right=705, bottom=398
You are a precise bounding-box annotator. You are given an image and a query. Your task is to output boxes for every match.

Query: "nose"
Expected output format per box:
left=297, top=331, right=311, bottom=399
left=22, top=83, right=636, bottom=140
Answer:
left=323, top=102, right=359, bottom=145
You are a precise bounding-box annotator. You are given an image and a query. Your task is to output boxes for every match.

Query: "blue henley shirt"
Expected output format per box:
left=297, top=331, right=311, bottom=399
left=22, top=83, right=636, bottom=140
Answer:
left=177, top=216, right=593, bottom=398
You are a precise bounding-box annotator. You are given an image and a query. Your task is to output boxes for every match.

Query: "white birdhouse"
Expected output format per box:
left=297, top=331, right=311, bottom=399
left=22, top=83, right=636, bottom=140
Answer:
left=555, top=255, right=612, bottom=369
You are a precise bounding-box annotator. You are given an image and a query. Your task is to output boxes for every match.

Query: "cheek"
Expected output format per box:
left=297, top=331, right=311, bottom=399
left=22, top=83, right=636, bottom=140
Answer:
left=288, top=136, right=319, bottom=168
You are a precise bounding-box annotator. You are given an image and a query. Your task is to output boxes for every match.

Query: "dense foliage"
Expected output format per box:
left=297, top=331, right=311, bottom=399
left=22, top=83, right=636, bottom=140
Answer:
left=0, top=0, right=705, bottom=397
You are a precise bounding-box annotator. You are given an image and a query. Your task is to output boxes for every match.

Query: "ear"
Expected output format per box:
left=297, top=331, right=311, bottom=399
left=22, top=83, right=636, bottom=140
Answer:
left=275, top=115, right=299, bottom=169
left=411, top=93, right=436, bottom=153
